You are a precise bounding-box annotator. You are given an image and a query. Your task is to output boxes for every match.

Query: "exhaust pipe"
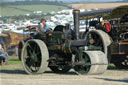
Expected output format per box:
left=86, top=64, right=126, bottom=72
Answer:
left=73, top=9, right=80, bottom=40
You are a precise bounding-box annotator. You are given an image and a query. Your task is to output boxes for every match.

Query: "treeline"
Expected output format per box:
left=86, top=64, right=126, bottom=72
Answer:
left=0, top=1, right=65, bottom=6
left=0, top=1, right=72, bottom=9
left=122, top=0, right=128, bottom=2
left=118, top=0, right=128, bottom=2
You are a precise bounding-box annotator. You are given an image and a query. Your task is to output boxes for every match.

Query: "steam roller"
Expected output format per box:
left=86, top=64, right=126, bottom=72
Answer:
left=21, top=9, right=108, bottom=75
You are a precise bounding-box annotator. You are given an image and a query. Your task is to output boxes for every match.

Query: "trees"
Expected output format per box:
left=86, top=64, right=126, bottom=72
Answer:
left=31, top=0, right=41, bottom=1
left=122, top=0, right=128, bottom=2
left=0, top=0, right=8, bottom=3
left=25, top=0, right=31, bottom=1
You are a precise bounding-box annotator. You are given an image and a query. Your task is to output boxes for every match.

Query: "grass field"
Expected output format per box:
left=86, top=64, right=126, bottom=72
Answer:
left=0, top=56, right=22, bottom=70
left=8, top=56, right=21, bottom=65
left=0, top=5, right=69, bottom=16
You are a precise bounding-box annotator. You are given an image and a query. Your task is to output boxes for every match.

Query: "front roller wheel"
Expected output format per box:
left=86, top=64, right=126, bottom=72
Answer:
left=21, top=39, right=49, bottom=74
left=74, top=51, right=108, bottom=75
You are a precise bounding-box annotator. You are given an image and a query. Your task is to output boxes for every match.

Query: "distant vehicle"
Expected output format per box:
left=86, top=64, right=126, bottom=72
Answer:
left=1, top=30, right=30, bottom=56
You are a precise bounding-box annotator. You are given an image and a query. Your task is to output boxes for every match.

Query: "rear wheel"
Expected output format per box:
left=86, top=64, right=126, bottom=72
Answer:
left=113, top=55, right=128, bottom=69
left=21, top=39, right=49, bottom=74
left=114, top=62, right=128, bottom=69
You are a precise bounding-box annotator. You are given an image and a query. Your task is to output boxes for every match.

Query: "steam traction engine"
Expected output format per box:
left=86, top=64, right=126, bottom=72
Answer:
left=21, top=10, right=108, bottom=74
left=80, top=5, right=128, bottom=69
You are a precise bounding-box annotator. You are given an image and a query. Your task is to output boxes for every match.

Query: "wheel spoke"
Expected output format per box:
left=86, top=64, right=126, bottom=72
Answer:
left=28, top=49, right=32, bottom=55
left=74, top=52, right=91, bottom=74
left=28, top=43, right=33, bottom=49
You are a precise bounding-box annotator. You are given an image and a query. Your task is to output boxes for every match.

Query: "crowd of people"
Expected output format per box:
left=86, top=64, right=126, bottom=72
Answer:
left=0, top=18, right=51, bottom=65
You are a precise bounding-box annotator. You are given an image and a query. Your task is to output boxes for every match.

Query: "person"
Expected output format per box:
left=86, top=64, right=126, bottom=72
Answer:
left=0, top=44, right=8, bottom=65
left=37, top=18, right=51, bottom=33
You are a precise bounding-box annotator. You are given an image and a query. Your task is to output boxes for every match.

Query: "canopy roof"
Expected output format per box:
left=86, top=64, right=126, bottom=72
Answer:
left=80, top=5, right=128, bottom=20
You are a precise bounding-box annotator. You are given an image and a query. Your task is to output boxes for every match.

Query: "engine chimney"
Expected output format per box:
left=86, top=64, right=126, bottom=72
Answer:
left=73, top=9, right=80, bottom=40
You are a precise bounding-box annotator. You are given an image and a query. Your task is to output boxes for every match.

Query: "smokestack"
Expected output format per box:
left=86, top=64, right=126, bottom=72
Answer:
left=73, top=9, right=80, bottom=40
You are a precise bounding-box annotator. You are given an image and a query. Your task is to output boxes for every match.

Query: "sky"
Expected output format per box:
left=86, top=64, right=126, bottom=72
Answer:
left=5, top=0, right=121, bottom=2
